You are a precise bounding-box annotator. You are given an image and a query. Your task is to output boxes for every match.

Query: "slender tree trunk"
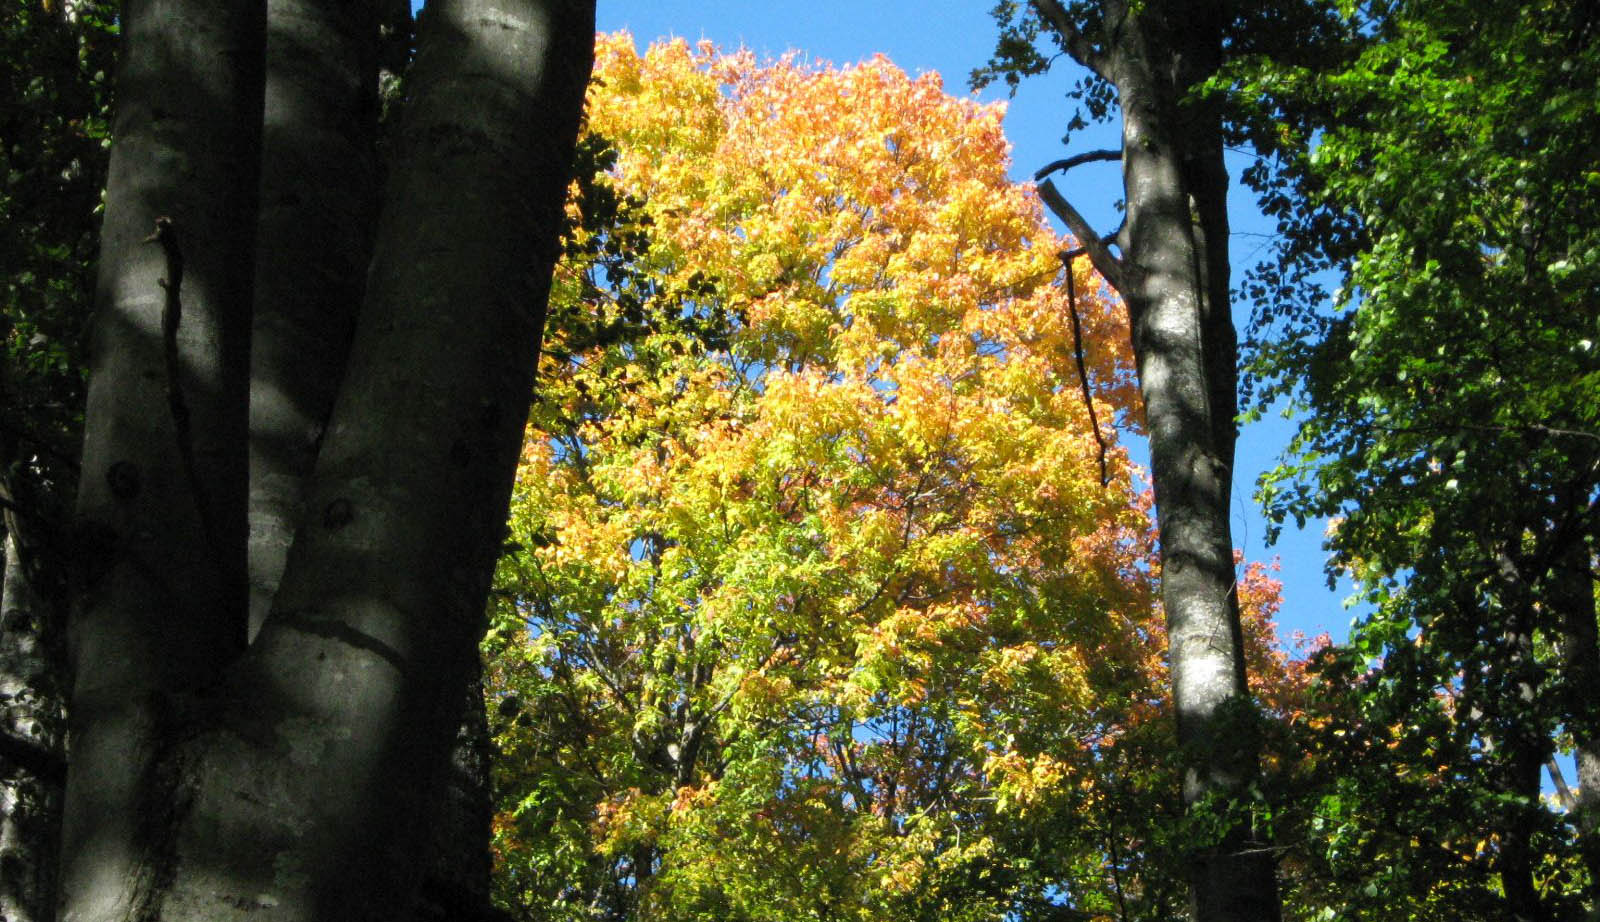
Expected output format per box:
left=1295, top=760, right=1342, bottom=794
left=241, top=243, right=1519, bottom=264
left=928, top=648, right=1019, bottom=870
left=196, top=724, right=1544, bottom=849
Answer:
left=0, top=533, right=65, bottom=922
left=1484, top=587, right=1554, bottom=922
left=1030, top=2, right=1281, bottom=919
left=1495, top=733, right=1550, bottom=922
left=58, top=0, right=265, bottom=915
left=1577, top=740, right=1599, bottom=877
left=1578, top=736, right=1600, bottom=922
left=1554, top=536, right=1599, bottom=891
left=1109, top=7, right=1277, bottom=922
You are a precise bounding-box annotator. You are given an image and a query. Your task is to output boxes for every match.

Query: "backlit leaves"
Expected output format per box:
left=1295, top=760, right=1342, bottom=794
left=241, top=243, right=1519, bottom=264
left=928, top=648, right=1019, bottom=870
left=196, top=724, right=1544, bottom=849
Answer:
left=488, top=34, right=1292, bottom=922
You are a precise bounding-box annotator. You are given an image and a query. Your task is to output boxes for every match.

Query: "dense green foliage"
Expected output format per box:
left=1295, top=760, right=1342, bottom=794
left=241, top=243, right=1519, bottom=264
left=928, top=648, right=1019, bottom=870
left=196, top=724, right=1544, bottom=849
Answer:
left=0, top=1, right=114, bottom=542
left=1222, top=1, right=1599, bottom=918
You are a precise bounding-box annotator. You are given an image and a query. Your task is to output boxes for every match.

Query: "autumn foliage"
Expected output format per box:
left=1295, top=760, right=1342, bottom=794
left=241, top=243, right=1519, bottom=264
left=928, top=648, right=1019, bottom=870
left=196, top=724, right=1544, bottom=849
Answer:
left=485, top=34, right=1298, bottom=921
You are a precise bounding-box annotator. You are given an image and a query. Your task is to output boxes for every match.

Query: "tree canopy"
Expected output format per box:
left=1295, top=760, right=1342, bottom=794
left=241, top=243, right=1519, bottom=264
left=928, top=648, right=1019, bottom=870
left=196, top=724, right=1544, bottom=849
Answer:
left=1224, top=1, right=1599, bottom=918
left=0, top=3, right=1592, bottom=921
left=485, top=35, right=1301, bottom=922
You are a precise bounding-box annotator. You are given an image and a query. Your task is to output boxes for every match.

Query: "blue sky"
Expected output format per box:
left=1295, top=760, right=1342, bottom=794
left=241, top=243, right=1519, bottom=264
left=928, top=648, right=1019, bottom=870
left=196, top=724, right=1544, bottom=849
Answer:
left=402, top=0, right=1347, bottom=644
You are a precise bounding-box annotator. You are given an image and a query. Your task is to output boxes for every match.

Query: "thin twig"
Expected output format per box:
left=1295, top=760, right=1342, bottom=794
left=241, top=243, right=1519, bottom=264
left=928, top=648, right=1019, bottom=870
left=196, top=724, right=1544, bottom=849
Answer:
left=1034, top=149, right=1121, bottom=181
left=1064, top=250, right=1110, bottom=487
left=1360, top=420, right=1599, bottom=442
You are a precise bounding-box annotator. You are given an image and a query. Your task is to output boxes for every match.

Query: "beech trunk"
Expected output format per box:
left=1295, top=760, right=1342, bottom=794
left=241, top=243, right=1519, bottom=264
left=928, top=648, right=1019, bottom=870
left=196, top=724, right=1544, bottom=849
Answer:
left=58, top=0, right=594, bottom=918
left=60, top=0, right=265, bottom=912
left=1030, top=2, right=1281, bottom=919
left=246, top=0, right=383, bottom=636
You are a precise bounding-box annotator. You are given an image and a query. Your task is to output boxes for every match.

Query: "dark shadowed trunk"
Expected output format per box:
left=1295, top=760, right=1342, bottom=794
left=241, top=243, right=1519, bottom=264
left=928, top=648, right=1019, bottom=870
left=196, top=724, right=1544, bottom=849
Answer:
left=1486, top=604, right=1553, bottom=922
left=1029, top=2, right=1280, bottom=919
left=59, top=0, right=265, bottom=912
left=245, top=3, right=501, bottom=916
left=247, top=0, right=384, bottom=637
left=58, top=0, right=595, bottom=918
left=412, top=668, right=501, bottom=922
left=1554, top=535, right=1599, bottom=891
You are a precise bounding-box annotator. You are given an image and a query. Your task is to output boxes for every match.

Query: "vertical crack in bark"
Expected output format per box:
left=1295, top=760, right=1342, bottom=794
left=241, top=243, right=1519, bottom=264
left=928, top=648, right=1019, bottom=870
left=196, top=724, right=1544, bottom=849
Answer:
left=146, top=217, right=218, bottom=561
left=126, top=692, right=198, bottom=922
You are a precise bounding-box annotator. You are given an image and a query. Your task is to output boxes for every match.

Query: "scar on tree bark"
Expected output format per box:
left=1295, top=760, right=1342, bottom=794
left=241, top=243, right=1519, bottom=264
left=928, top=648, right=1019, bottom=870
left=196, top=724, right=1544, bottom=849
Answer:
left=145, top=216, right=218, bottom=553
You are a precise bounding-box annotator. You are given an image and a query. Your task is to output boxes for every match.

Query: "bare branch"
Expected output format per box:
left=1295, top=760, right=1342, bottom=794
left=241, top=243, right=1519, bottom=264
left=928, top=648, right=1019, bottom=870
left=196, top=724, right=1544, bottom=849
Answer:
left=1034, top=149, right=1121, bottom=181
left=1030, top=0, right=1109, bottom=78
left=1064, top=264, right=1110, bottom=487
left=1037, top=177, right=1126, bottom=293
left=1360, top=420, right=1600, bottom=443
left=1548, top=757, right=1579, bottom=812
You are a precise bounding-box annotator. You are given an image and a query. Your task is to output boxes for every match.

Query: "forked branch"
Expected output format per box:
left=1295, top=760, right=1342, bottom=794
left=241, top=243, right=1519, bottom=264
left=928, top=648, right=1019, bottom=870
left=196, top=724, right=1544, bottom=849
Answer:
left=1036, top=177, right=1126, bottom=293
left=1030, top=0, right=1110, bottom=78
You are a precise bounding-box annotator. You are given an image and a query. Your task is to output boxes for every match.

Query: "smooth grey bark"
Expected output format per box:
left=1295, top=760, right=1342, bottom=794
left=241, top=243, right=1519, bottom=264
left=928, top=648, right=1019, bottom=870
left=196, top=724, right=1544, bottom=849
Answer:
left=244, top=5, right=502, bottom=915
left=1030, top=2, right=1280, bottom=920
left=59, top=0, right=592, bottom=918
left=0, top=533, right=65, bottom=922
left=247, top=0, right=384, bottom=637
left=150, top=1, right=594, bottom=918
left=59, top=0, right=265, bottom=916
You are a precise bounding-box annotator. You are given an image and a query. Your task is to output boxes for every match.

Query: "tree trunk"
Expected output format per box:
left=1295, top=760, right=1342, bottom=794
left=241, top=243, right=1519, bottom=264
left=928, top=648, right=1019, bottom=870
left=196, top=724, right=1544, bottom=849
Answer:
left=156, top=0, right=591, bottom=915
left=1487, top=602, right=1554, bottom=922
left=0, top=533, right=65, bottom=922
left=1029, top=2, right=1281, bottom=919
left=1495, top=742, right=1550, bottom=922
left=247, top=0, right=383, bottom=637
left=412, top=670, right=503, bottom=922
left=58, top=0, right=265, bottom=914
left=58, top=0, right=594, bottom=918
left=1116, top=56, right=1281, bottom=922
left=1110, top=6, right=1279, bottom=918
left=1555, top=536, right=1599, bottom=890
left=244, top=5, right=504, bottom=917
